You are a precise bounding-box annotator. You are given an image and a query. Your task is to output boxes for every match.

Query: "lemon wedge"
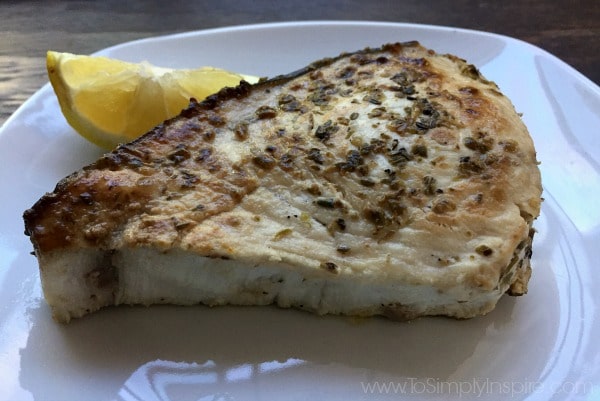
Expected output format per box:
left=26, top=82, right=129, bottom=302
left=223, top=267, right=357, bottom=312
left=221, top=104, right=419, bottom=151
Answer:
left=46, top=51, right=259, bottom=149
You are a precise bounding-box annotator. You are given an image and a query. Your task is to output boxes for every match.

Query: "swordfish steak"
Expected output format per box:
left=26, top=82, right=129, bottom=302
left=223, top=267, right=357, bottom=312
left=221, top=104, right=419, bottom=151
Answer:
left=24, top=42, right=542, bottom=323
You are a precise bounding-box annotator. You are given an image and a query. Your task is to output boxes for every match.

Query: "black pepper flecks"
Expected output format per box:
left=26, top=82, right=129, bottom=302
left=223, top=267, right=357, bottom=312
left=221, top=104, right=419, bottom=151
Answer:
left=337, top=116, right=350, bottom=126
left=458, top=156, right=484, bottom=176
left=388, top=147, right=413, bottom=167
left=315, top=197, right=336, bottom=208
left=278, top=94, right=304, bottom=112
left=359, top=178, right=376, bottom=187
left=307, top=148, right=324, bottom=164
left=308, top=80, right=337, bottom=106
left=178, top=171, right=198, bottom=189
left=411, top=143, right=428, bottom=158
left=234, top=122, right=249, bottom=141
left=337, top=66, right=356, bottom=79
left=336, top=150, right=363, bottom=173
left=363, top=207, right=387, bottom=226
left=476, top=245, right=494, bottom=257
left=315, top=120, right=339, bottom=142
left=336, top=245, right=351, bottom=254
left=363, top=88, right=385, bottom=105
left=422, top=175, right=437, bottom=195
left=368, top=107, right=386, bottom=118
left=252, top=154, right=276, bottom=170
left=321, top=262, right=340, bottom=274
left=463, top=134, right=493, bottom=153
left=202, top=130, right=216, bottom=142
left=255, top=105, right=278, bottom=119
left=432, top=198, right=456, bottom=214
left=279, top=153, right=294, bottom=170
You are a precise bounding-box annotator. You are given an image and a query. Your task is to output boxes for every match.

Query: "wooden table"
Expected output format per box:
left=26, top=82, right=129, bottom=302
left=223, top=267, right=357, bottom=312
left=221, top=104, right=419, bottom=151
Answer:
left=1, top=0, right=598, bottom=127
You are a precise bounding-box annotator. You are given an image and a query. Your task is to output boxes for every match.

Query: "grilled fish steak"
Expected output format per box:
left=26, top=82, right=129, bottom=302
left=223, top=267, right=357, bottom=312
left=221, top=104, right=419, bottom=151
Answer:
left=24, top=42, right=542, bottom=323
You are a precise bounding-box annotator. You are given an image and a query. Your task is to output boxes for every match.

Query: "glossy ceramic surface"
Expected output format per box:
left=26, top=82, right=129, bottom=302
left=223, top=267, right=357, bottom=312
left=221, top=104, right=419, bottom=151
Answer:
left=0, top=21, right=598, bottom=401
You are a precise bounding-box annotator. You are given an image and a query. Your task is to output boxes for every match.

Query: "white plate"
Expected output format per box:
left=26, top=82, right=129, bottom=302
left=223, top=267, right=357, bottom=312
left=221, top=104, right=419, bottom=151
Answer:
left=1, top=21, right=599, bottom=401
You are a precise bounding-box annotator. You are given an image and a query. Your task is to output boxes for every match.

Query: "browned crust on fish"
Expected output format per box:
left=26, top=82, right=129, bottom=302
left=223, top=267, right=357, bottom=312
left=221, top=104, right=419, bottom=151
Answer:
left=23, top=41, right=542, bottom=322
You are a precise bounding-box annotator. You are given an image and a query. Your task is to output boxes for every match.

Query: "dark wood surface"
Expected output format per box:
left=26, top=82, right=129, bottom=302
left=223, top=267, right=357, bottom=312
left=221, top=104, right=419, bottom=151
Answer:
left=1, top=0, right=598, bottom=127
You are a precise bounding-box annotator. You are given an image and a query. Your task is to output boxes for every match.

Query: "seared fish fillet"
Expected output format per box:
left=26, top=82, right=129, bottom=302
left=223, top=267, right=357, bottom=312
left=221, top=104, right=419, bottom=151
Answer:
left=24, top=42, right=542, bottom=323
